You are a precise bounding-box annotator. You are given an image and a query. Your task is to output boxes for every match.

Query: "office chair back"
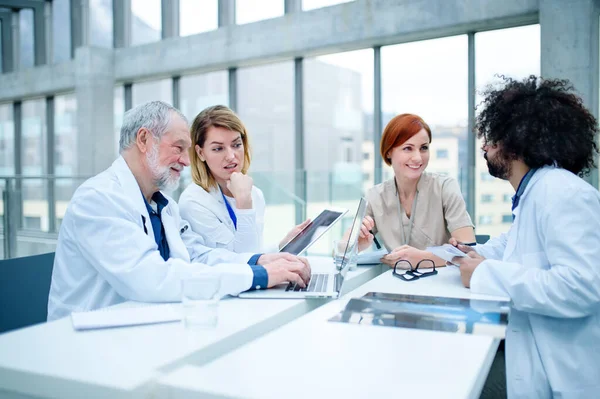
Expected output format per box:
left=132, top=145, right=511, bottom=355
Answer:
left=0, top=252, right=55, bottom=334
left=475, top=234, right=491, bottom=244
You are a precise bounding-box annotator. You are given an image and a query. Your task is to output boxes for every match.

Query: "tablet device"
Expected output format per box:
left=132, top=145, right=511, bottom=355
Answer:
left=279, top=207, right=348, bottom=255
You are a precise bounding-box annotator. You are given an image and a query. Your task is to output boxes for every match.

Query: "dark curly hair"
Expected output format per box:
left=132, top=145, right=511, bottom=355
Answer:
left=476, top=75, right=599, bottom=176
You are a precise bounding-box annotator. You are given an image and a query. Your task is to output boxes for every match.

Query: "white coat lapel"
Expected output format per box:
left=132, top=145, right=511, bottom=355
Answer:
left=112, top=156, right=155, bottom=239
left=161, top=204, right=191, bottom=262
left=503, top=168, right=547, bottom=261
left=208, top=186, right=235, bottom=230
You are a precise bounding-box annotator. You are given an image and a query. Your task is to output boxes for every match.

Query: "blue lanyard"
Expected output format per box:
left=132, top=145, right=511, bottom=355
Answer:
left=512, top=168, right=537, bottom=220
left=220, top=190, right=237, bottom=230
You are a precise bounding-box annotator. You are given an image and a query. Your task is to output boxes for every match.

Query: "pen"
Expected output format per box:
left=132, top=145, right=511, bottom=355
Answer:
left=369, top=230, right=382, bottom=250
left=460, top=242, right=477, bottom=246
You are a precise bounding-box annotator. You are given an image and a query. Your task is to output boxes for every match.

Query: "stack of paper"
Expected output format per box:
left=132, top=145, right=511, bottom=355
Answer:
left=355, top=249, right=388, bottom=265
left=71, top=303, right=181, bottom=331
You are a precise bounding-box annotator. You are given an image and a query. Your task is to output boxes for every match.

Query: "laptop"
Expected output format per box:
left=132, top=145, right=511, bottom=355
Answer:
left=278, top=207, right=348, bottom=255
left=239, top=197, right=368, bottom=299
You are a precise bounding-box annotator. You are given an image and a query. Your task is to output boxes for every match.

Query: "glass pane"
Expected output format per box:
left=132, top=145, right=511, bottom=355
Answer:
left=90, top=0, right=113, bottom=48
left=303, top=49, right=373, bottom=255
left=237, top=61, right=294, bottom=245
left=0, top=103, right=14, bottom=175
left=236, top=0, right=284, bottom=25
left=21, top=99, right=47, bottom=232
left=52, top=0, right=71, bottom=62
left=19, top=9, right=34, bottom=69
left=54, top=94, right=78, bottom=235
left=0, top=20, right=3, bottom=73
left=180, top=0, right=218, bottom=36
left=132, top=79, right=173, bottom=107
left=114, top=86, right=124, bottom=154
left=54, top=94, right=77, bottom=177
left=381, top=35, right=468, bottom=188
left=180, top=71, right=229, bottom=121
left=475, top=25, right=540, bottom=237
left=131, top=0, right=161, bottom=46
left=302, top=0, right=354, bottom=11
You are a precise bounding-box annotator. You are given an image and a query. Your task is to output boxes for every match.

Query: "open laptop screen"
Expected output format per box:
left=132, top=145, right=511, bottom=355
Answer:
left=279, top=208, right=347, bottom=255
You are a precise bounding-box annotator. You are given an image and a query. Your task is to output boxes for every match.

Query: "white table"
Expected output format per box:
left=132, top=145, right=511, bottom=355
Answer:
left=157, top=267, right=510, bottom=399
left=0, top=257, right=383, bottom=399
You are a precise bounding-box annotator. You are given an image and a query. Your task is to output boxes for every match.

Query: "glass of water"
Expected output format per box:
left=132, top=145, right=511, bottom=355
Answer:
left=181, top=273, right=221, bottom=329
left=333, top=239, right=357, bottom=271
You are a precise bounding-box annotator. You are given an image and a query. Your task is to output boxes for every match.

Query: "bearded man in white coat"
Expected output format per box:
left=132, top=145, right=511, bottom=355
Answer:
left=48, top=101, right=310, bottom=321
left=451, top=77, right=600, bottom=399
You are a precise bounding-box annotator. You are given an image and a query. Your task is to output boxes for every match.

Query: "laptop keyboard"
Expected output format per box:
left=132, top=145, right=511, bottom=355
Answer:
left=286, top=273, right=329, bottom=293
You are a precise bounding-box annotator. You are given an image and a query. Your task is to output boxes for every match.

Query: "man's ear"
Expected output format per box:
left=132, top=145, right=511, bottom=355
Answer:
left=195, top=144, right=205, bottom=162
left=136, top=128, right=151, bottom=153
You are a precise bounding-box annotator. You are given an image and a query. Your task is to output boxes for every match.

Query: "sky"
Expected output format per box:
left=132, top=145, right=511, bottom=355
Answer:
left=129, top=1, right=541, bottom=127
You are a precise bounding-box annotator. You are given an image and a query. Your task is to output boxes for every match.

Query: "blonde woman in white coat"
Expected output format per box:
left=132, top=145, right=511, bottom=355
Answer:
left=179, top=105, right=309, bottom=254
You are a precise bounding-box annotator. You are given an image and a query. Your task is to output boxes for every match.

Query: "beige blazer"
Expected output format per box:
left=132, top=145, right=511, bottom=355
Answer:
left=366, top=173, right=474, bottom=251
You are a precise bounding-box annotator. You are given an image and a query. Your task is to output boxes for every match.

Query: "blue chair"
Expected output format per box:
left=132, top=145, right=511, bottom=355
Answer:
left=0, top=252, right=55, bottom=334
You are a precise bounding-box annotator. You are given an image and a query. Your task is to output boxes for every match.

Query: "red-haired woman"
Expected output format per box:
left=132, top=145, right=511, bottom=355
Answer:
left=358, top=114, right=475, bottom=268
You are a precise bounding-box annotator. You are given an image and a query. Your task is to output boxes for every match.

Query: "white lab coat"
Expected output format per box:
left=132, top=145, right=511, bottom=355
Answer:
left=471, top=166, right=600, bottom=399
left=48, top=156, right=258, bottom=321
left=179, top=182, right=276, bottom=253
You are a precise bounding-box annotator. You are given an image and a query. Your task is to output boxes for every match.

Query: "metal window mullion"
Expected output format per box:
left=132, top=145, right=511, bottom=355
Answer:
left=13, top=101, right=22, bottom=230
left=172, top=76, right=180, bottom=108
left=467, top=32, right=476, bottom=220
left=113, top=0, right=131, bottom=48
left=228, top=67, right=237, bottom=111
left=373, top=45, right=382, bottom=185
left=46, top=96, right=56, bottom=233
left=33, top=3, right=47, bottom=65
left=124, top=83, right=133, bottom=111
left=294, top=57, right=306, bottom=224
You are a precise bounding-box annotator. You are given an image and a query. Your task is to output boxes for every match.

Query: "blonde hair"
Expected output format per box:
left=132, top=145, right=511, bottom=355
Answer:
left=189, top=105, right=252, bottom=191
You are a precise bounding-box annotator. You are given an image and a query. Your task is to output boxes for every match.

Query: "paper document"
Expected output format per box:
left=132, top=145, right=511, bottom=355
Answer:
left=71, top=303, right=181, bottom=331
left=356, top=249, right=388, bottom=265
left=426, top=244, right=468, bottom=264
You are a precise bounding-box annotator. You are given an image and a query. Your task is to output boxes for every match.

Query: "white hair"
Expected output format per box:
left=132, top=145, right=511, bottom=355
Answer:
left=119, top=101, right=188, bottom=153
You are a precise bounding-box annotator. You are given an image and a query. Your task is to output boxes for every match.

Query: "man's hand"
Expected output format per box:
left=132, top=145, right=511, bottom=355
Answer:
left=279, top=219, right=311, bottom=249
left=452, top=251, right=485, bottom=288
left=257, top=252, right=311, bottom=283
left=262, top=256, right=311, bottom=288
left=226, top=172, right=253, bottom=209
left=380, top=245, right=426, bottom=268
left=357, top=216, right=376, bottom=252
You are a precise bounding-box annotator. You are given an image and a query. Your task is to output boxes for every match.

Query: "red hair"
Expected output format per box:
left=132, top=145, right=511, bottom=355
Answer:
left=380, top=114, right=432, bottom=166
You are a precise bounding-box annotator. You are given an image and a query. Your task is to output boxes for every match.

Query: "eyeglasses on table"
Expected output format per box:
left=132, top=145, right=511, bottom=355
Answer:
left=392, top=259, right=438, bottom=281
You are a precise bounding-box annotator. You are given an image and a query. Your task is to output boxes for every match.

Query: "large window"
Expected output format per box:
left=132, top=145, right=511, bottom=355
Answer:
left=132, top=79, right=173, bottom=107
left=237, top=61, right=294, bottom=245
left=114, top=86, right=124, bottom=153
left=54, top=94, right=77, bottom=177
left=52, top=0, right=71, bottom=62
left=303, top=49, right=373, bottom=254
left=0, top=104, right=14, bottom=176
left=179, top=71, right=228, bottom=121
left=304, top=49, right=372, bottom=203
left=54, top=94, right=77, bottom=227
left=21, top=99, right=47, bottom=231
left=475, top=25, right=540, bottom=237
left=381, top=36, right=468, bottom=186
left=90, top=0, right=113, bottom=48
left=236, top=0, right=283, bottom=25
left=302, top=0, right=354, bottom=11
left=180, top=0, right=218, bottom=36
left=131, top=0, right=161, bottom=46
left=19, top=9, right=34, bottom=69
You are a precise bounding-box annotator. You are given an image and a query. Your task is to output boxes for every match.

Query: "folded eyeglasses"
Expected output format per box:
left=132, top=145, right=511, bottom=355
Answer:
left=392, top=259, right=438, bottom=281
